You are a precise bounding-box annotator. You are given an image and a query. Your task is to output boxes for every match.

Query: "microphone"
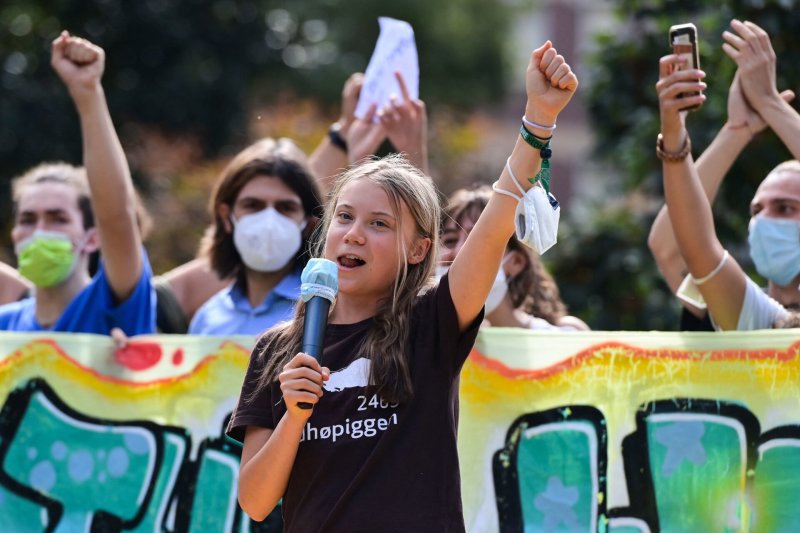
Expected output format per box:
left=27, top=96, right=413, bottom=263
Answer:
left=298, top=258, right=338, bottom=410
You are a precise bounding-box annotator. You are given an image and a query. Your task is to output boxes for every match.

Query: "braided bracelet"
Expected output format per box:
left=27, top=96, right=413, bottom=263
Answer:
left=656, top=133, right=691, bottom=162
left=519, top=124, right=552, bottom=193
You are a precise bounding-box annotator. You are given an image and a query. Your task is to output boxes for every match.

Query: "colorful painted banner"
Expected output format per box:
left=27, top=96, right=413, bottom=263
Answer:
left=0, top=330, right=798, bottom=532
left=0, top=332, right=269, bottom=533
left=460, top=328, right=800, bottom=533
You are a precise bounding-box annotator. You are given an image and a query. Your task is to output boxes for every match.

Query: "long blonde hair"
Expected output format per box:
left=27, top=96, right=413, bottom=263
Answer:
left=253, top=155, right=440, bottom=403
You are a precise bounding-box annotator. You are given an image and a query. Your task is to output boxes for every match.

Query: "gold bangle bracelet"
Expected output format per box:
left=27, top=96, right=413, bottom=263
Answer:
left=656, top=133, right=691, bottom=162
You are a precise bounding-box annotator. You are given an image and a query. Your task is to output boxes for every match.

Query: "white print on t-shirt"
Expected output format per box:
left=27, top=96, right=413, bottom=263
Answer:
left=324, top=357, right=371, bottom=392
left=301, top=413, right=398, bottom=443
left=301, top=358, right=400, bottom=443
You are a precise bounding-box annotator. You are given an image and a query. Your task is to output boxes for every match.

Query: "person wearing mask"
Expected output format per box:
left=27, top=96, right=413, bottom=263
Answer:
left=0, top=32, right=155, bottom=335
left=441, top=185, right=589, bottom=331
left=188, top=138, right=322, bottom=335
left=655, top=19, right=800, bottom=330
left=648, top=21, right=796, bottom=330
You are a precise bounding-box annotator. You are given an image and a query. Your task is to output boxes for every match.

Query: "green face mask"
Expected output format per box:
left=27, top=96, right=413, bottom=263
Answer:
left=15, top=231, right=79, bottom=288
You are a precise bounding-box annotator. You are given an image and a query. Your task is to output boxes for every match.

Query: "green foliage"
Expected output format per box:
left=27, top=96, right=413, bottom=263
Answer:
left=0, top=0, right=511, bottom=176
left=550, top=195, right=681, bottom=331
left=553, top=0, right=800, bottom=330
left=1, top=0, right=513, bottom=259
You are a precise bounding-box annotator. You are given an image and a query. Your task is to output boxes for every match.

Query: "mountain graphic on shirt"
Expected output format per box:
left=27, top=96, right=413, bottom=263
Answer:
left=324, top=357, right=371, bottom=392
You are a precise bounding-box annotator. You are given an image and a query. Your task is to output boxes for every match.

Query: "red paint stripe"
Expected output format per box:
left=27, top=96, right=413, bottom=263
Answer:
left=467, top=339, right=800, bottom=380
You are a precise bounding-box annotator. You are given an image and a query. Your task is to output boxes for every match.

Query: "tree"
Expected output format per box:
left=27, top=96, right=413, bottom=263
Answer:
left=1, top=0, right=514, bottom=261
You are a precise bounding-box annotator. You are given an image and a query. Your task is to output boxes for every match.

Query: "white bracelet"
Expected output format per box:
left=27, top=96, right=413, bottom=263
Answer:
left=522, top=115, right=557, bottom=131
left=691, top=250, right=729, bottom=286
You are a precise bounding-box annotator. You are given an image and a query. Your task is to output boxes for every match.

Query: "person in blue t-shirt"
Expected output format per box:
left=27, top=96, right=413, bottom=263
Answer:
left=0, top=31, right=155, bottom=335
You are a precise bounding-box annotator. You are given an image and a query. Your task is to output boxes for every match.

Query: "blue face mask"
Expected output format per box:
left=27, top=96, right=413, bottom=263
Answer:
left=748, top=217, right=800, bottom=287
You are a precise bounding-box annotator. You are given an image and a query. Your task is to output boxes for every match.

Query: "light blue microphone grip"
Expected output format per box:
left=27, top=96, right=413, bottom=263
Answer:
left=298, top=258, right=338, bottom=410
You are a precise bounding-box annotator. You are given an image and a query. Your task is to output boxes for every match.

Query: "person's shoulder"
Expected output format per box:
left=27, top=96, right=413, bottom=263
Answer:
left=249, top=326, right=287, bottom=365
left=0, top=298, right=35, bottom=328
left=411, top=280, right=439, bottom=312
left=273, top=268, right=302, bottom=300
left=192, top=285, right=234, bottom=317
left=0, top=297, right=34, bottom=314
left=556, top=315, right=590, bottom=331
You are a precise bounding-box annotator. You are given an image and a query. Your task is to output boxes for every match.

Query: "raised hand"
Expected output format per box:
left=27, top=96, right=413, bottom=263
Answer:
left=722, top=20, right=780, bottom=112
left=378, top=71, right=428, bottom=172
left=346, top=103, right=386, bottom=164
left=51, top=31, right=105, bottom=107
left=655, top=54, right=706, bottom=145
left=279, top=353, right=330, bottom=419
left=524, top=41, right=579, bottom=127
left=337, top=72, right=364, bottom=140
left=727, top=71, right=795, bottom=137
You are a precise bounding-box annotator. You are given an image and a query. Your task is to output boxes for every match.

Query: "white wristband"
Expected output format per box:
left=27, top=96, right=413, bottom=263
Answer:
left=691, top=250, right=729, bottom=286
left=522, top=115, right=557, bottom=131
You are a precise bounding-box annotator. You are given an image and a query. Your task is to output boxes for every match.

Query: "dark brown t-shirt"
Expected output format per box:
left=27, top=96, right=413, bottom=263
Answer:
left=227, top=274, right=482, bottom=532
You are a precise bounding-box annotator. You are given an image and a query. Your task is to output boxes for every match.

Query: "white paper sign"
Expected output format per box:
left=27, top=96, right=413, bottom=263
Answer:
left=354, top=17, right=419, bottom=121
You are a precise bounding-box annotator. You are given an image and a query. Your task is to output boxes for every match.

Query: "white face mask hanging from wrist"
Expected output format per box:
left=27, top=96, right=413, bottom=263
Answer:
left=492, top=157, right=560, bottom=255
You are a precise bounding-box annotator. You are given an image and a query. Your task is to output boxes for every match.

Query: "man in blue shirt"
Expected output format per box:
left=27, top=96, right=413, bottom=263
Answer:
left=0, top=31, right=155, bottom=335
left=188, top=267, right=300, bottom=336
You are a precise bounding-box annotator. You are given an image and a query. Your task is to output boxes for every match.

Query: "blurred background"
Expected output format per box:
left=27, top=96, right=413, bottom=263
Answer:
left=2, top=0, right=799, bottom=330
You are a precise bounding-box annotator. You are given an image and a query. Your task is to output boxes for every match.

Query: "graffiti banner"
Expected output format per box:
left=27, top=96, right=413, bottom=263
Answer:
left=0, top=332, right=269, bottom=533
left=459, top=328, right=800, bottom=533
left=1, top=330, right=798, bottom=532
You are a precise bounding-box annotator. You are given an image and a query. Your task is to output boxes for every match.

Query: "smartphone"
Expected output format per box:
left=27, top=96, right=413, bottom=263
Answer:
left=669, top=23, right=702, bottom=110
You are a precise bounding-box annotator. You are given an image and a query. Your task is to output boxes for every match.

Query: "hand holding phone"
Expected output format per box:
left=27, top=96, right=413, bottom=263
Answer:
left=669, top=23, right=702, bottom=111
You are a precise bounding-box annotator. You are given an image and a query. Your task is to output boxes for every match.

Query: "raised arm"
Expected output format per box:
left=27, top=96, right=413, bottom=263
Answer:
left=449, top=41, right=578, bottom=330
left=657, top=54, right=748, bottom=330
left=0, top=262, right=30, bottom=305
left=309, top=73, right=364, bottom=195
left=648, top=71, right=790, bottom=312
left=51, top=32, right=143, bottom=302
left=724, top=19, right=800, bottom=159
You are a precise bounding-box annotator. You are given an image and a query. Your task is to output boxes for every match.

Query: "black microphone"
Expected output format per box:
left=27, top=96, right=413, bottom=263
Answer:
left=298, top=258, right=338, bottom=409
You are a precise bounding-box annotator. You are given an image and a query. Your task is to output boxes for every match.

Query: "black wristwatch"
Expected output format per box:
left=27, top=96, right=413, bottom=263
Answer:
left=328, top=122, right=348, bottom=153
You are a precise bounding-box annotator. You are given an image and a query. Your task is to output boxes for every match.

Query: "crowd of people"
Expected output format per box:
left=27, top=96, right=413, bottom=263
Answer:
left=0, top=31, right=585, bottom=339
left=651, top=19, right=800, bottom=331
left=1, top=17, right=798, bottom=531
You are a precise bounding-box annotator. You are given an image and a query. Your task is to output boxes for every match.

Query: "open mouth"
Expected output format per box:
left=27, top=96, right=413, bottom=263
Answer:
left=338, top=254, right=366, bottom=268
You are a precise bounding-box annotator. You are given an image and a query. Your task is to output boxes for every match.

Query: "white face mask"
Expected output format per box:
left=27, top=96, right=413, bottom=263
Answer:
left=748, top=217, right=800, bottom=287
left=514, top=184, right=560, bottom=255
left=484, top=261, right=509, bottom=315
left=231, top=207, right=306, bottom=273
left=493, top=157, right=560, bottom=255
